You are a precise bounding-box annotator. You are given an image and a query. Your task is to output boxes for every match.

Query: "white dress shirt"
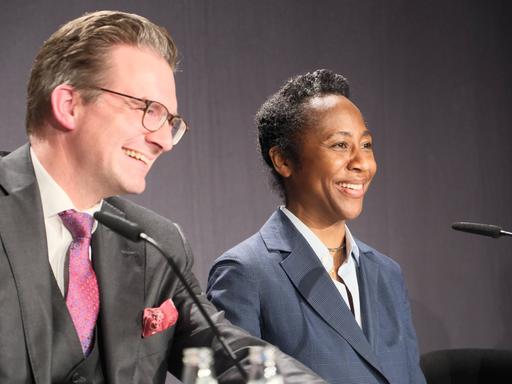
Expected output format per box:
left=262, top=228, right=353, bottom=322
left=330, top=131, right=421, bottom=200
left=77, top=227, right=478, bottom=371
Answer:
left=280, top=206, right=362, bottom=327
left=31, top=147, right=102, bottom=295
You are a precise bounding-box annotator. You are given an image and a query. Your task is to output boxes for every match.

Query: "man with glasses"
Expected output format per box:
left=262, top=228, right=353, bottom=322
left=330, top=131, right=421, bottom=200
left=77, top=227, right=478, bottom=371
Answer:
left=0, top=11, right=324, bottom=384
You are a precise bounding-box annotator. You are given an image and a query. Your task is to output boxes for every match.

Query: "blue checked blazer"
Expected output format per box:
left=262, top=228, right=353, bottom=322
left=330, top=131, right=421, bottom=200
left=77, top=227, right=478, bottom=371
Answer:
left=207, top=210, right=426, bottom=384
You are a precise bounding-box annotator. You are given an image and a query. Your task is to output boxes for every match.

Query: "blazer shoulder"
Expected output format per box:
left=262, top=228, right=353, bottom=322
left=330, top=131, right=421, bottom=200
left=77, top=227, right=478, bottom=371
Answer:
left=356, top=238, right=403, bottom=275
left=215, top=231, right=266, bottom=265
left=0, top=144, right=34, bottom=194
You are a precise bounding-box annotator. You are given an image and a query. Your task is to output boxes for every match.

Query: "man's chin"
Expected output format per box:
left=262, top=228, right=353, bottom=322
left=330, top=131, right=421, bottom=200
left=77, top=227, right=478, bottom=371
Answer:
left=121, top=181, right=147, bottom=196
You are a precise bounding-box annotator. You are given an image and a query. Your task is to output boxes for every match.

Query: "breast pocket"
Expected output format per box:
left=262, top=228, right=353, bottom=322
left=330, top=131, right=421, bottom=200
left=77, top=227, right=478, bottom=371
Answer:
left=139, top=323, right=177, bottom=358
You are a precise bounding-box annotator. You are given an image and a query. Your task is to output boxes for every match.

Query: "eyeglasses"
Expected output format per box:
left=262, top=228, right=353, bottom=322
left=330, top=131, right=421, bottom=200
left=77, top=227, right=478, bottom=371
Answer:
left=95, top=87, right=189, bottom=145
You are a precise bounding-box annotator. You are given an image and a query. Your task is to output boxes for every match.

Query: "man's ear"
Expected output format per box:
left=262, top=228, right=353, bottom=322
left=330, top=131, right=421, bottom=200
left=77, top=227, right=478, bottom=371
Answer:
left=269, top=146, right=293, bottom=178
left=50, top=84, right=81, bottom=131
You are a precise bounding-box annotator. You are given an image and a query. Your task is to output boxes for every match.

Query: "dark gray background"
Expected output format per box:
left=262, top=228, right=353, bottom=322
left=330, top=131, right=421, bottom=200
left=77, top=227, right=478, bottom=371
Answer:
left=1, top=0, right=511, bottom=375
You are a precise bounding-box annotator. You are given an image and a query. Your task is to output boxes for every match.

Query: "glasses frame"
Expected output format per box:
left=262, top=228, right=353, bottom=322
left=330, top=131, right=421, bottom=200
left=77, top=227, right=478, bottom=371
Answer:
left=95, top=87, right=189, bottom=144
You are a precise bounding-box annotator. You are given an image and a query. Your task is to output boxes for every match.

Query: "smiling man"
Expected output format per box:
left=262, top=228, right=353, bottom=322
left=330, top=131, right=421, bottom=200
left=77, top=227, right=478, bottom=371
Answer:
left=207, top=69, right=426, bottom=384
left=0, top=11, right=326, bottom=384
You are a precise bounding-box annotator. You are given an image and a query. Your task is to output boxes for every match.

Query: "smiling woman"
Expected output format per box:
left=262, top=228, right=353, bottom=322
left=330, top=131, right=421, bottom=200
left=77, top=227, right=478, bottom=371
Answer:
left=207, top=69, right=426, bottom=384
left=281, top=93, right=377, bottom=227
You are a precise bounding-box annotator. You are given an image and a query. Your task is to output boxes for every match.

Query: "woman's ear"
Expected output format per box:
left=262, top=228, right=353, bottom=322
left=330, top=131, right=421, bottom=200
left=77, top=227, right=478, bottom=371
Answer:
left=269, top=146, right=293, bottom=178
left=50, top=84, right=81, bottom=131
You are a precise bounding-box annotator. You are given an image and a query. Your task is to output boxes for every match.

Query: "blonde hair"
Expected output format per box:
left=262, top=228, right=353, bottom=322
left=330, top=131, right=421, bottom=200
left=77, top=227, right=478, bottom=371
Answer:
left=26, top=10, right=178, bottom=134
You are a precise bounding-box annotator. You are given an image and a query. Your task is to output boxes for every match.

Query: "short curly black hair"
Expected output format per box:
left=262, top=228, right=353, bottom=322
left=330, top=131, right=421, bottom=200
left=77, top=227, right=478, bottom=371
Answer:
left=256, top=69, right=350, bottom=198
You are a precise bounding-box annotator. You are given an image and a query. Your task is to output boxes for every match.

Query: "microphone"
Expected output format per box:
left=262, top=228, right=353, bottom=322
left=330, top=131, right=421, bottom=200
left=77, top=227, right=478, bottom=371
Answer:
left=93, top=211, right=142, bottom=241
left=93, top=211, right=247, bottom=380
left=451, top=221, right=512, bottom=238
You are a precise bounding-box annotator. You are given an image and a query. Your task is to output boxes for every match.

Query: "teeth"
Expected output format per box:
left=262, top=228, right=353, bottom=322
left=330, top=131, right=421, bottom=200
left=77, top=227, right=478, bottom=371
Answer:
left=340, top=182, right=363, bottom=190
left=123, top=148, right=148, bottom=164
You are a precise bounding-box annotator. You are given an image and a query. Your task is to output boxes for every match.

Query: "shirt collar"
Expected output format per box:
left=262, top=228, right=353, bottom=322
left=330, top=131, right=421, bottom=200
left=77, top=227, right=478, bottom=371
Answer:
left=280, top=205, right=360, bottom=265
left=30, top=146, right=103, bottom=223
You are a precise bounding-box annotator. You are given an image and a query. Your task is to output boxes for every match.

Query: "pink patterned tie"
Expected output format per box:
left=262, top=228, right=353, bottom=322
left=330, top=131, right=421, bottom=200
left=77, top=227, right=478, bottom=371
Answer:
left=59, top=209, right=99, bottom=356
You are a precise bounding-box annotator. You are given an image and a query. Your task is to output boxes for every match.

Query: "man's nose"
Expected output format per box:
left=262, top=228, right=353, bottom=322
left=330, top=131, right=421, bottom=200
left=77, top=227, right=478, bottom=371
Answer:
left=145, top=124, right=174, bottom=152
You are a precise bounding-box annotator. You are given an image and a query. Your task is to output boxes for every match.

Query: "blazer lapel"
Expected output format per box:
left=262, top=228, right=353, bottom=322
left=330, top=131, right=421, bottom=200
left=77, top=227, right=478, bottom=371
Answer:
left=0, top=145, right=53, bottom=383
left=262, top=210, right=385, bottom=377
left=357, top=245, right=381, bottom=350
left=93, top=201, right=145, bottom=383
left=357, top=244, right=396, bottom=384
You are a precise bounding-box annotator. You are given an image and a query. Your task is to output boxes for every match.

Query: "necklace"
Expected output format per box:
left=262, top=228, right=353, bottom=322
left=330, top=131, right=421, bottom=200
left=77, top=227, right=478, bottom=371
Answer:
left=327, top=243, right=345, bottom=253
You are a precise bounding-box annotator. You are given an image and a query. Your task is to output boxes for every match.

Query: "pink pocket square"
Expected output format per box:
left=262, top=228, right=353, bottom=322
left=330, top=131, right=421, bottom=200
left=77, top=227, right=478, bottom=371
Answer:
left=142, top=298, right=178, bottom=337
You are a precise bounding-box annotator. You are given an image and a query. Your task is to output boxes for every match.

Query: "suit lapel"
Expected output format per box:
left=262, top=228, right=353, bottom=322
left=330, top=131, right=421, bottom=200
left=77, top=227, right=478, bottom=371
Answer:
left=357, top=245, right=396, bottom=383
left=357, top=246, right=381, bottom=350
left=0, top=145, right=53, bottom=383
left=93, top=201, right=145, bottom=382
left=261, top=210, right=385, bottom=377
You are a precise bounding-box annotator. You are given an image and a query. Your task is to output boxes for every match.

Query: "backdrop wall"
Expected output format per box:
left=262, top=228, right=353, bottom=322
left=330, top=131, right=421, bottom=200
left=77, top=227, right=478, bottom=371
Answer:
left=1, top=0, right=511, bottom=369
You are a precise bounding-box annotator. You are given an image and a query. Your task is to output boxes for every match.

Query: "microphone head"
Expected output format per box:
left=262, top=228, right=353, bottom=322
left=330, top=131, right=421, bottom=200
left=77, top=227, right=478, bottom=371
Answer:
left=451, top=221, right=502, bottom=238
left=94, top=211, right=143, bottom=241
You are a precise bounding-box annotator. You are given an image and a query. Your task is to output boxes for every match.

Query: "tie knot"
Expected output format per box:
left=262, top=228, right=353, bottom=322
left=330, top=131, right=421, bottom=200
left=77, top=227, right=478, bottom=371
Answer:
left=59, top=209, right=94, bottom=240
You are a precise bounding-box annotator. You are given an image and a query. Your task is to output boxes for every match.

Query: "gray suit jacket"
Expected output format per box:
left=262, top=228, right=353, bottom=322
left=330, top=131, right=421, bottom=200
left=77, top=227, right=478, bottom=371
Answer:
left=207, top=210, right=426, bottom=384
left=0, top=145, right=326, bottom=384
